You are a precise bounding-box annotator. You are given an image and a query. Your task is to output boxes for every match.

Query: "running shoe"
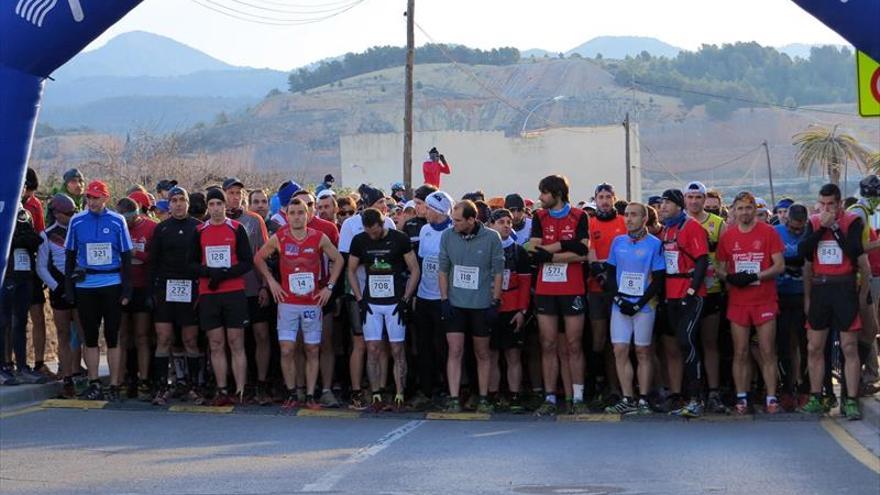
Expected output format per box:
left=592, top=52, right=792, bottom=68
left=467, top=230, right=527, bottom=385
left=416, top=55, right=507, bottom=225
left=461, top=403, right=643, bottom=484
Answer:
left=508, top=394, right=525, bottom=414
left=137, top=380, right=152, bottom=402
left=706, top=392, right=729, bottom=414
left=493, top=395, right=510, bottom=412
left=348, top=390, right=369, bottom=411
left=319, top=389, right=340, bottom=408
left=369, top=393, right=384, bottom=413
left=281, top=390, right=299, bottom=410
left=0, top=367, right=19, bottom=386
left=212, top=391, right=234, bottom=407
left=187, top=388, right=206, bottom=406
left=82, top=382, right=104, bottom=401
left=152, top=388, right=170, bottom=406
left=255, top=382, right=272, bottom=406
left=605, top=398, right=637, bottom=415
left=534, top=400, right=557, bottom=417
left=296, top=387, right=307, bottom=404
left=821, top=394, right=838, bottom=413
left=475, top=398, right=494, bottom=414
left=630, top=399, right=653, bottom=416
left=34, top=363, right=58, bottom=381
left=843, top=398, right=862, bottom=421
left=670, top=399, right=703, bottom=418
left=443, top=397, right=462, bottom=413
left=799, top=395, right=825, bottom=414
left=734, top=398, right=750, bottom=416
left=305, top=395, right=322, bottom=411
left=61, top=378, right=76, bottom=398
left=657, top=394, right=684, bottom=414
left=16, top=367, right=48, bottom=385
left=778, top=393, right=797, bottom=412
left=408, top=392, right=432, bottom=411
left=570, top=400, right=590, bottom=415
left=765, top=398, right=780, bottom=415
left=106, top=385, right=121, bottom=403
left=393, top=393, right=405, bottom=412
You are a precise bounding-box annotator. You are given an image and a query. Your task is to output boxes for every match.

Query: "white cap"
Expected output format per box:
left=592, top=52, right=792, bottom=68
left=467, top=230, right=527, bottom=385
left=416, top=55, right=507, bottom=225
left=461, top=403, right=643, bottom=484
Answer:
left=426, top=191, right=454, bottom=216
left=403, top=200, right=416, bottom=210
left=317, top=189, right=336, bottom=199
left=685, top=181, right=707, bottom=196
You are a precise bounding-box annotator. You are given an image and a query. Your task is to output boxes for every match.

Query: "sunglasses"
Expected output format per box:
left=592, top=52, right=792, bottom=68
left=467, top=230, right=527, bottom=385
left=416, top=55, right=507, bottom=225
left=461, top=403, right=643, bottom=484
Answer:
left=338, top=210, right=355, bottom=217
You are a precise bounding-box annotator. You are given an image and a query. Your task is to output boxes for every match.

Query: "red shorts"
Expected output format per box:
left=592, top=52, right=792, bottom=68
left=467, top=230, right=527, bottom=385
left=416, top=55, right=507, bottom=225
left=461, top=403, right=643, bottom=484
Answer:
left=727, top=302, right=778, bottom=328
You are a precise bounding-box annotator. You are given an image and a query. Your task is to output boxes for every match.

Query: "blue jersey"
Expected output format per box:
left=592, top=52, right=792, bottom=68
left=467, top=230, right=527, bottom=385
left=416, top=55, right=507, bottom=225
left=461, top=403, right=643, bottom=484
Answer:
left=65, top=208, right=133, bottom=288
left=607, top=233, right=666, bottom=312
left=775, top=224, right=805, bottom=295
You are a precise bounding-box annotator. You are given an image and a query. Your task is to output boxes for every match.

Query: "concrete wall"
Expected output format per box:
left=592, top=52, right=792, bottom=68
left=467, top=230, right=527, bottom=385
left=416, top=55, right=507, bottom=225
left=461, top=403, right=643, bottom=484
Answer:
left=339, top=125, right=641, bottom=203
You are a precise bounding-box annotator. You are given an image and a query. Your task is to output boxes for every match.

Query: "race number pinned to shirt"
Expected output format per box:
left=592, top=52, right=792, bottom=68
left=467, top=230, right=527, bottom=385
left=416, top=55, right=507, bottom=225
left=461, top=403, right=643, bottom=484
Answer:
left=735, top=260, right=761, bottom=286
left=541, top=263, right=568, bottom=283
left=664, top=250, right=679, bottom=274
left=166, top=279, right=193, bottom=303
left=619, top=271, right=645, bottom=296
left=423, top=256, right=439, bottom=275
left=205, top=245, right=231, bottom=268
left=369, top=275, right=395, bottom=298
left=502, top=269, right=512, bottom=291
left=817, top=241, right=843, bottom=265
left=86, top=242, right=112, bottom=266
left=13, top=249, right=30, bottom=271
left=289, top=272, right=315, bottom=296
left=453, top=265, right=480, bottom=290
left=132, top=242, right=145, bottom=253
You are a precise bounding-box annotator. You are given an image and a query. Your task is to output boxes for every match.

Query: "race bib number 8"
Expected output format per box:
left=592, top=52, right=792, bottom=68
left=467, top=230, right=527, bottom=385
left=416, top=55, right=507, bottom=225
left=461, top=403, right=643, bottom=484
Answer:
left=541, top=263, right=568, bottom=283
left=205, top=245, right=231, bottom=268
left=619, top=271, right=645, bottom=296
left=13, top=249, right=30, bottom=271
left=664, top=250, right=679, bottom=274
left=166, top=279, right=193, bottom=303
left=289, top=272, right=315, bottom=296
left=369, top=275, right=395, bottom=298
left=86, top=242, right=112, bottom=266
left=453, top=265, right=480, bottom=290
left=817, top=241, right=842, bottom=265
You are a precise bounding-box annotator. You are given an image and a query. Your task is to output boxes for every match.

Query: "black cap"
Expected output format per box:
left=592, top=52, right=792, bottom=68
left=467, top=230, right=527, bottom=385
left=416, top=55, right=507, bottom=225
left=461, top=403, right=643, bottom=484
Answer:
left=647, top=195, right=662, bottom=206
left=156, top=179, right=178, bottom=193
left=63, top=168, right=84, bottom=183
left=504, top=193, right=525, bottom=210
left=661, top=189, right=685, bottom=209
left=167, top=186, right=189, bottom=200
left=206, top=188, right=226, bottom=204
left=358, top=184, right=385, bottom=208
left=490, top=208, right=512, bottom=223
left=323, top=174, right=335, bottom=183
left=222, top=177, right=244, bottom=191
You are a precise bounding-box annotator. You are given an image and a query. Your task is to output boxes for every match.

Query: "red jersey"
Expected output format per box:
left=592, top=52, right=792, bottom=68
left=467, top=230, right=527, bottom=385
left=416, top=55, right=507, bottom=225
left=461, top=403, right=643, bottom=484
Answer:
left=661, top=217, right=709, bottom=299
left=717, top=222, right=783, bottom=306
left=809, top=212, right=860, bottom=277
left=23, top=195, right=45, bottom=233
left=277, top=226, right=325, bottom=305
left=198, top=218, right=247, bottom=295
left=422, top=160, right=450, bottom=188
left=128, top=216, right=157, bottom=288
left=531, top=207, right=589, bottom=296
left=588, top=213, right=626, bottom=293
left=869, top=229, right=880, bottom=277
left=309, top=216, right=339, bottom=246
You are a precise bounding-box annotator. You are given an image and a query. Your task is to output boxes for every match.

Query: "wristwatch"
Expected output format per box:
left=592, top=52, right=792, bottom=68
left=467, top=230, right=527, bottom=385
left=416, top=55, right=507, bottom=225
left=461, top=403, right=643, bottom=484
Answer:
left=327, top=282, right=335, bottom=290
left=686, top=288, right=696, bottom=296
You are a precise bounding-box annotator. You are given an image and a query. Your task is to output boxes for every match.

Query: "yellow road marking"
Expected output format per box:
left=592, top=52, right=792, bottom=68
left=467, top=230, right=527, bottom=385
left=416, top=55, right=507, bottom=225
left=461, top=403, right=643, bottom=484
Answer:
left=0, top=406, right=44, bottom=419
left=41, top=399, right=107, bottom=409
left=169, top=405, right=234, bottom=414
left=821, top=418, right=880, bottom=474
left=297, top=409, right=361, bottom=419
left=557, top=414, right=620, bottom=423
left=425, top=412, right=490, bottom=421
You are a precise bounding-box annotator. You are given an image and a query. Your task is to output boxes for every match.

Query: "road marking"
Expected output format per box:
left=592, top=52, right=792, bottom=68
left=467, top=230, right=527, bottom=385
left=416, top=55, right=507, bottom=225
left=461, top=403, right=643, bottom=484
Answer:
left=557, top=414, right=620, bottom=423
left=0, top=406, right=44, bottom=419
left=821, top=418, right=880, bottom=474
left=168, top=405, right=234, bottom=414
left=297, top=409, right=361, bottom=419
left=425, top=412, right=490, bottom=421
left=302, top=420, right=424, bottom=492
left=41, top=399, right=107, bottom=409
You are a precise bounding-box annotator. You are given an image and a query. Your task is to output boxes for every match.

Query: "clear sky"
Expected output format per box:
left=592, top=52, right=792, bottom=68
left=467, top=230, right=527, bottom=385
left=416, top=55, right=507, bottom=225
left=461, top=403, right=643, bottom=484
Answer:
left=85, top=0, right=848, bottom=71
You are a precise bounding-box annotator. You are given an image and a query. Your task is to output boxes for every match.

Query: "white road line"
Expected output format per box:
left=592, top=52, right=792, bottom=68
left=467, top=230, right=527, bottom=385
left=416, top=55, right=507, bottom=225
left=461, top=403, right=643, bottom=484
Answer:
left=302, top=420, right=424, bottom=492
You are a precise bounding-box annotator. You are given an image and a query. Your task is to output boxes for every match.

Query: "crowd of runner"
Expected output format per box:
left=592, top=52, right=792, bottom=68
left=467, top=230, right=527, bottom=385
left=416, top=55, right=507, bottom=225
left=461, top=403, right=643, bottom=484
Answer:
left=3, top=160, right=879, bottom=420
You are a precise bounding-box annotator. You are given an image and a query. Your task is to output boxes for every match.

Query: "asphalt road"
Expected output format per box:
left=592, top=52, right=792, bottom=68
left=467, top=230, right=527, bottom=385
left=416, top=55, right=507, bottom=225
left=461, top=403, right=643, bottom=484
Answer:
left=1, top=407, right=878, bottom=495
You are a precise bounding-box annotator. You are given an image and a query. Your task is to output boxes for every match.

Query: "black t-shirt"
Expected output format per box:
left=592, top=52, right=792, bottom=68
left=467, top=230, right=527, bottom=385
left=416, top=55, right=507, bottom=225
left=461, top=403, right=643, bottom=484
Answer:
left=349, top=229, right=412, bottom=305
left=403, top=216, right=427, bottom=252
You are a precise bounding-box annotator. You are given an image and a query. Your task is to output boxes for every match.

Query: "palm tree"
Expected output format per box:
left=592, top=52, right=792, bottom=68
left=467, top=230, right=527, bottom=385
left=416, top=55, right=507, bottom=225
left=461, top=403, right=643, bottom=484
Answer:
left=869, top=151, right=880, bottom=173
left=793, top=125, right=872, bottom=185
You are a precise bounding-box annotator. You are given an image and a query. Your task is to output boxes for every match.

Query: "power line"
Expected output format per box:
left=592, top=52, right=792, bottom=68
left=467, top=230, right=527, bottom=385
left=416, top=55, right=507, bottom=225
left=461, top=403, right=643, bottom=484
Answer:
left=632, top=80, right=858, bottom=117
left=189, top=0, right=365, bottom=25
left=223, top=0, right=364, bottom=14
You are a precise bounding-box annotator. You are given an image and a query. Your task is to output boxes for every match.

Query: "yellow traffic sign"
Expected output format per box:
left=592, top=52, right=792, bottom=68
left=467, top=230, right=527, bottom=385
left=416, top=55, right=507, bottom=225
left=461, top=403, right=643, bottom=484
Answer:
left=857, top=50, right=880, bottom=117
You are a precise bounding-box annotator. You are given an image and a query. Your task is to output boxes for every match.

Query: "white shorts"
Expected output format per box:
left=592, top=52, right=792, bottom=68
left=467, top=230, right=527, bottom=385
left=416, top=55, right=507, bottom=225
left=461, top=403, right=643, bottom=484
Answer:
left=610, top=305, right=655, bottom=347
left=363, top=303, right=406, bottom=343
left=277, top=303, right=322, bottom=345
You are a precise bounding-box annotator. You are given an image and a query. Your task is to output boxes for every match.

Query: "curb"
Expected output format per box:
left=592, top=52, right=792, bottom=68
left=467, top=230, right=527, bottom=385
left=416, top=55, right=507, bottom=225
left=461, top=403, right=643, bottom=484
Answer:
left=860, top=395, right=880, bottom=428
left=0, top=381, right=62, bottom=409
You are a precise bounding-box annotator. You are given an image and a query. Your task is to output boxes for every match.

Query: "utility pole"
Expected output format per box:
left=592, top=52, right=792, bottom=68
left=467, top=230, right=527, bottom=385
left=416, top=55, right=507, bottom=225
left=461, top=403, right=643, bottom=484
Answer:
left=762, top=140, right=775, bottom=206
left=403, top=0, right=415, bottom=195
left=624, top=112, right=631, bottom=201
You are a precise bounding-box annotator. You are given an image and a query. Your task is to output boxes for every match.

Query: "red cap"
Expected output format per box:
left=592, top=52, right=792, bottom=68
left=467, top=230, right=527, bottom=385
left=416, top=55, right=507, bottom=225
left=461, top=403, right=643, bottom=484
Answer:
left=86, top=180, right=111, bottom=199
left=524, top=198, right=535, bottom=208
left=128, top=191, right=154, bottom=209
